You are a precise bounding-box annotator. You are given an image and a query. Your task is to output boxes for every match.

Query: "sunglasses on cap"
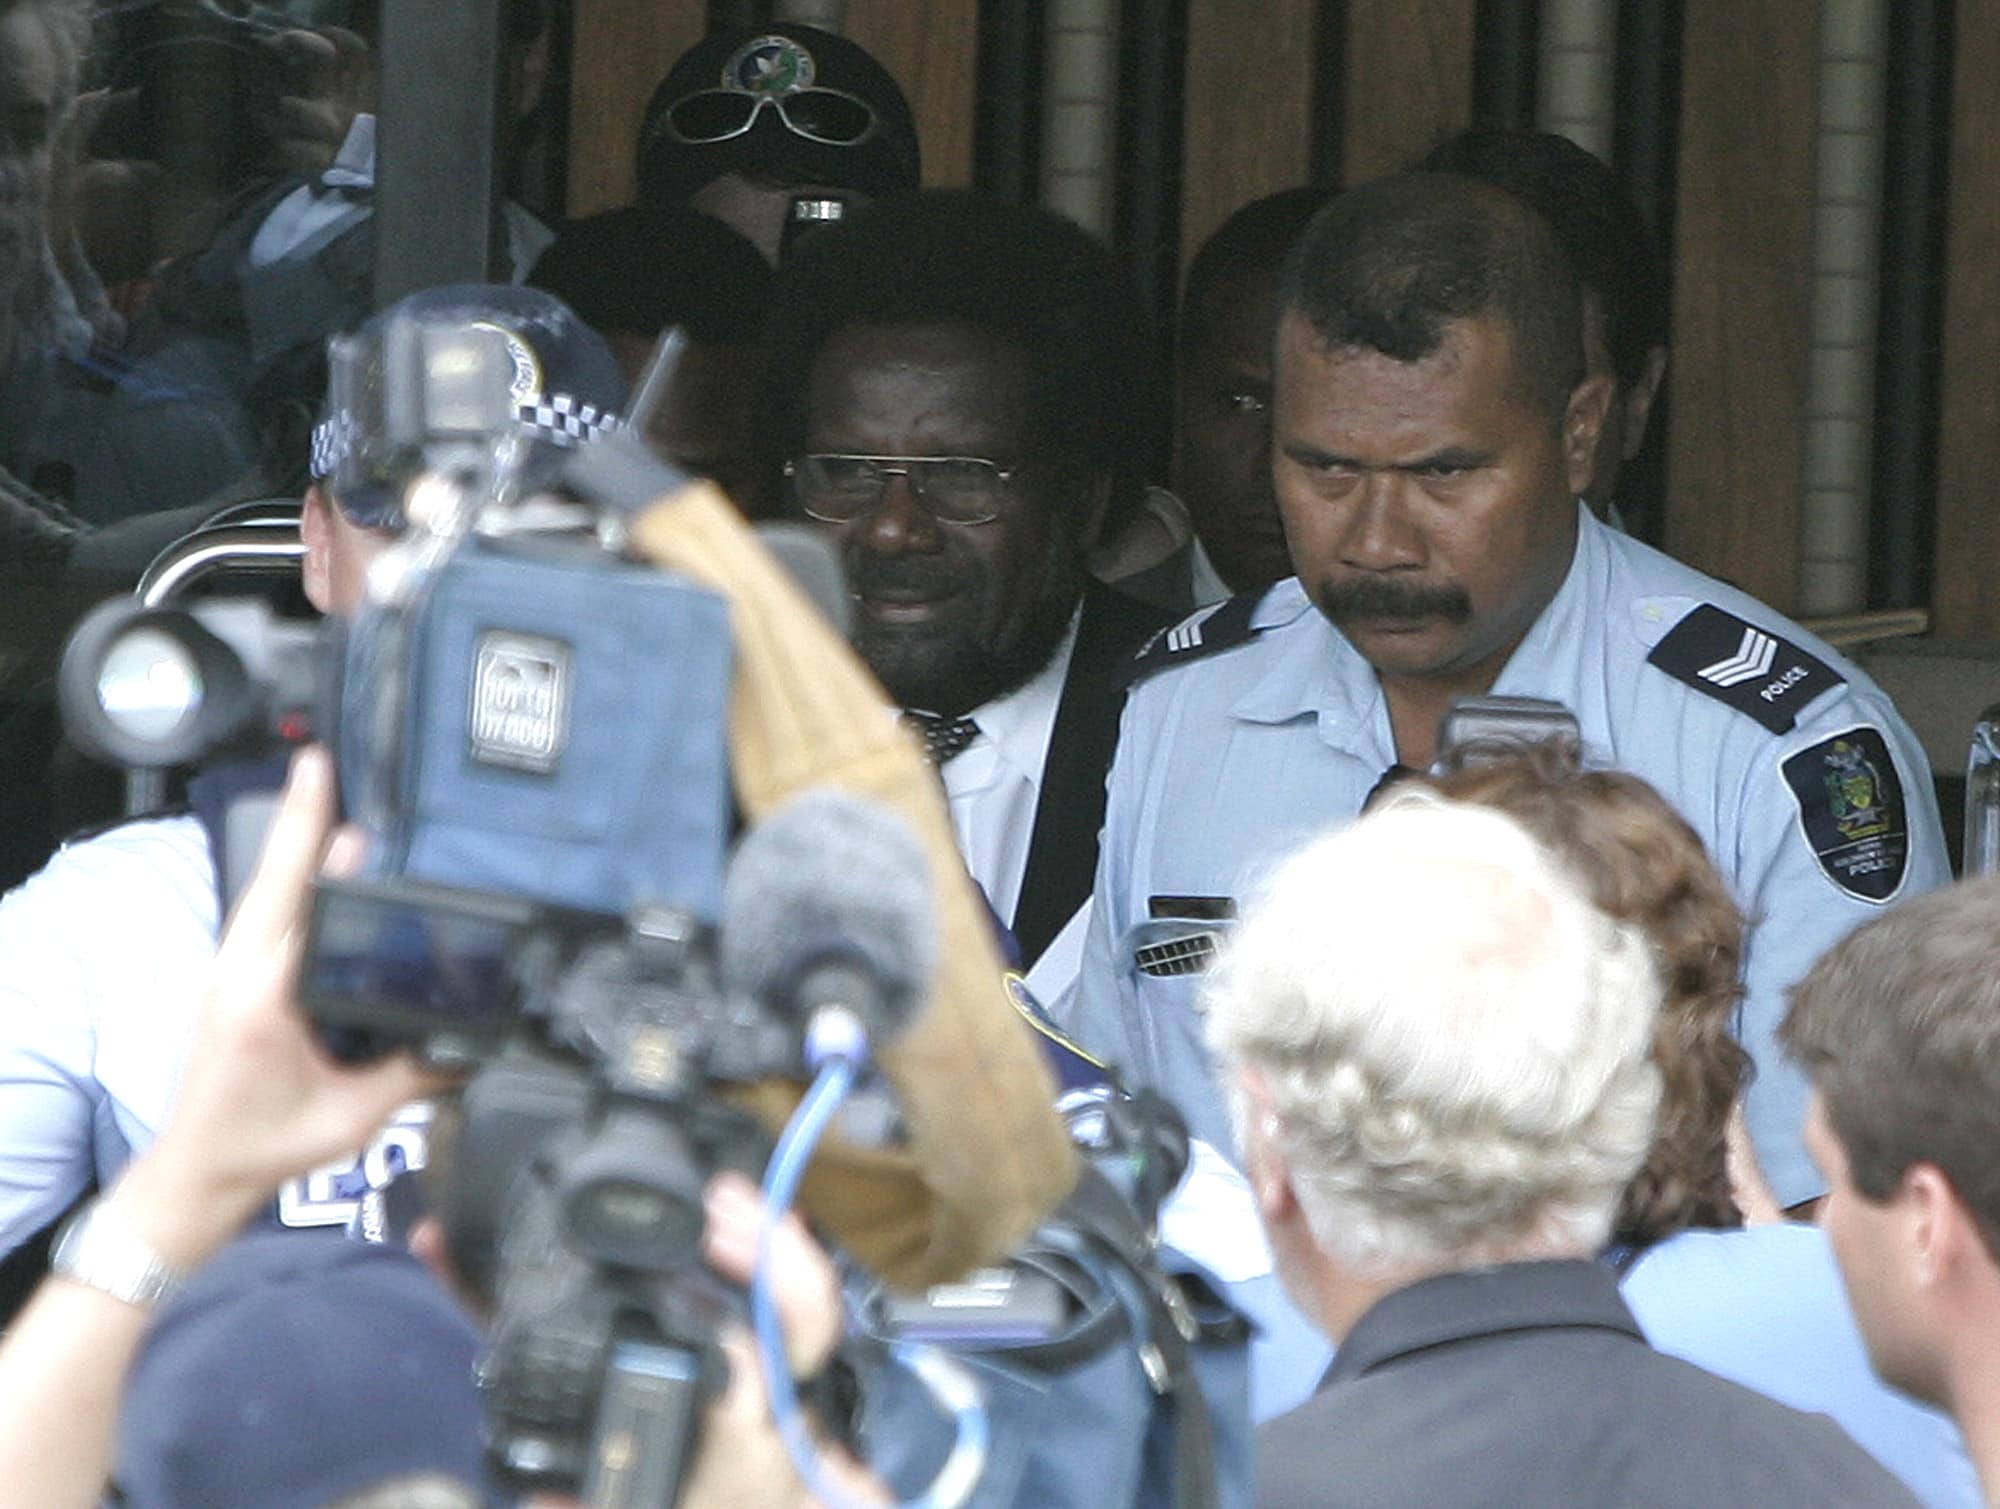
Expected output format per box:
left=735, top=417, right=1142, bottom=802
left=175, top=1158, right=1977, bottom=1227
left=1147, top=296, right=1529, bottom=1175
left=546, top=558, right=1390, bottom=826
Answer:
left=659, top=86, right=879, bottom=149
left=658, top=33, right=881, bottom=150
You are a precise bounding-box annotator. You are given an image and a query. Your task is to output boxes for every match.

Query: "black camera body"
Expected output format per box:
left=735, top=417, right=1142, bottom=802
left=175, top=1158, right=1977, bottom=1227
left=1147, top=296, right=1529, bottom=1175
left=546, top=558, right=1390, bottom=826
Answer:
left=446, top=914, right=797, bottom=1503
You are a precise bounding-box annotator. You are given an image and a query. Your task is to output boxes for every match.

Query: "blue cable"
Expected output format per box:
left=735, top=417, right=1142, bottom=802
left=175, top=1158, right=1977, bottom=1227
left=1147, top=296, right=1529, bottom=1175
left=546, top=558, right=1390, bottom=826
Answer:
left=752, top=1023, right=989, bottom=1509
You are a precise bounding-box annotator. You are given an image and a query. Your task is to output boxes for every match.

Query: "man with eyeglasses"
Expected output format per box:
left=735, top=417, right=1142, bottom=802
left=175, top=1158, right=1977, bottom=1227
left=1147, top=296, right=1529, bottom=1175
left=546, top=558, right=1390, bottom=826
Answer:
left=757, top=191, right=1169, bottom=987
left=0, top=286, right=629, bottom=1275
left=637, top=24, right=922, bottom=266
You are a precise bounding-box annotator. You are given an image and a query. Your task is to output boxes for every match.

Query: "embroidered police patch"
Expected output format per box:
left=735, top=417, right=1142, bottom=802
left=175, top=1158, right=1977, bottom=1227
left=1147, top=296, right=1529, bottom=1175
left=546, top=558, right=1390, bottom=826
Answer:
left=1645, top=604, right=1844, bottom=734
left=1781, top=727, right=1910, bottom=903
left=1005, top=972, right=1113, bottom=1094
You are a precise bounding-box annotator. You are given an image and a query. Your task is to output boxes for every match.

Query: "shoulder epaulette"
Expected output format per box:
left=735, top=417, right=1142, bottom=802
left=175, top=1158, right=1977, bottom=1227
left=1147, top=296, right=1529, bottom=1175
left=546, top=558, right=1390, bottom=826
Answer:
left=1644, top=603, right=1845, bottom=734
left=1131, top=590, right=1263, bottom=678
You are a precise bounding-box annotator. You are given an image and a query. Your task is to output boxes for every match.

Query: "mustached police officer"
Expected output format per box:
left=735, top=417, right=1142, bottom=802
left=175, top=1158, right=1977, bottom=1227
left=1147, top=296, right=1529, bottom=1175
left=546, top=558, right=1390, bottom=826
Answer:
left=1060, top=171, right=1944, bottom=1235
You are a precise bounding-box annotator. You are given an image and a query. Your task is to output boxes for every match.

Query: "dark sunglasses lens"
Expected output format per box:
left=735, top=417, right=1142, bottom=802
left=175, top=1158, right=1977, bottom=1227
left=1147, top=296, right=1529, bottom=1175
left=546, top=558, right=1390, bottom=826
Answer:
left=665, top=90, right=759, bottom=143
left=779, top=90, right=877, bottom=145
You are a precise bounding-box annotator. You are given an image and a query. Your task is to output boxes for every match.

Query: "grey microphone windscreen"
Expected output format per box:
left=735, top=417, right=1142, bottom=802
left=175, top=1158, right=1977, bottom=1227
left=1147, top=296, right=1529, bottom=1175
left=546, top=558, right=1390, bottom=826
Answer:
left=721, top=787, right=934, bottom=1035
left=753, top=523, right=852, bottom=638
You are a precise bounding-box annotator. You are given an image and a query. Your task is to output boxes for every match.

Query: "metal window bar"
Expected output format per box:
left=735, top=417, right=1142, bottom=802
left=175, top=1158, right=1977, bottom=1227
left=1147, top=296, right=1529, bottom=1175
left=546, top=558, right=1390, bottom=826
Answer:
left=374, top=0, right=506, bottom=308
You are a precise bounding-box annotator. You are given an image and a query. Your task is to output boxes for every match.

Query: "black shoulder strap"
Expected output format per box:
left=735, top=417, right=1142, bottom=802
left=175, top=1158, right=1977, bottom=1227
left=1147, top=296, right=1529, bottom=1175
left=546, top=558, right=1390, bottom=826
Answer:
left=1130, top=589, right=1263, bottom=681
left=1012, top=584, right=1171, bottom=968
left=1055, top=1171, right=1219, bottom=1509
left=1644, top=603, right=1845, bottom=735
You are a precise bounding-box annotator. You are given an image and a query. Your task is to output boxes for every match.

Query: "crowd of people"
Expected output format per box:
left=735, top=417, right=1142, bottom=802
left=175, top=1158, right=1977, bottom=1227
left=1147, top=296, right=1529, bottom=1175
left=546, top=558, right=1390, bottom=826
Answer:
left=0, top=6, right=1991, bottom=1507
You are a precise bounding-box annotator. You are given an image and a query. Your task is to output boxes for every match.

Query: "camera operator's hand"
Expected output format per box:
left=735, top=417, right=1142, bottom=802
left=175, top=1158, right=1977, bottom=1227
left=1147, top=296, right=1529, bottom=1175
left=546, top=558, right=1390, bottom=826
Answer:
left=0, top=746, right=453, bottom=1508
left=704, top=1171, right=843, bottom=1373
left=679, top=1172, right=887, bottom=1509
left=117, top=745, right=452, bottom=1270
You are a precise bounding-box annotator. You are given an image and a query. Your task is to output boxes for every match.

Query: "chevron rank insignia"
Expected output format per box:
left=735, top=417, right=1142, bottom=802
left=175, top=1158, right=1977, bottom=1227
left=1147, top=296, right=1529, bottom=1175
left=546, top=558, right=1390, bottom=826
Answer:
left=1133, top=591, right=1261, bottom=677
left=1645, top=604, right=1844, bottom=734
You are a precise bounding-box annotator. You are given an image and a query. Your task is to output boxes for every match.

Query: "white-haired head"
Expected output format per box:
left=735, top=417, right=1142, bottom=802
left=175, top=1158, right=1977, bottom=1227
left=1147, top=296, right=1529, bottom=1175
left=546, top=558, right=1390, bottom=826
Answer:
left=1204, top=789, right=1663, bottom=1279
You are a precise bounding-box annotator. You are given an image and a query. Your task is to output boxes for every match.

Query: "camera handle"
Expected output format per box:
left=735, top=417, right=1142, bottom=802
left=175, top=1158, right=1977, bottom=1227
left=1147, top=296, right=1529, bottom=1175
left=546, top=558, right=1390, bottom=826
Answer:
left=583, top=1333, right=716, bottom=1508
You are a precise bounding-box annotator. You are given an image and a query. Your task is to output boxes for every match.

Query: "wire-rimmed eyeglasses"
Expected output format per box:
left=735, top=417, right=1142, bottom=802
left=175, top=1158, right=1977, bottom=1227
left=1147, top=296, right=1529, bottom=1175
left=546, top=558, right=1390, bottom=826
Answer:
left=784, top=453, right=1018, bottom=526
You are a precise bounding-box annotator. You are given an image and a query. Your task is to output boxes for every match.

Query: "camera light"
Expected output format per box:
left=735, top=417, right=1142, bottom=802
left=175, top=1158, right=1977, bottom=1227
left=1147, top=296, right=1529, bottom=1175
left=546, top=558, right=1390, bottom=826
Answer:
left=95, top=629, right=204, bottom=742
left=60, top=599, right=262, bottom=769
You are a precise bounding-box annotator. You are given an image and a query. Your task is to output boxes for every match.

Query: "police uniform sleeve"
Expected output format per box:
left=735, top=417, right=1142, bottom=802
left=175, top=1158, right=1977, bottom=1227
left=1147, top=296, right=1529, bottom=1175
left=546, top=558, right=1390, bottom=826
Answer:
left=1730, top=697, right=1949, bottom=1207
left=0, top=925, right=96, bottom=1255
left=0, top=861, right=117, bottom=1256
left=0, top=820, right=220, bottom=1258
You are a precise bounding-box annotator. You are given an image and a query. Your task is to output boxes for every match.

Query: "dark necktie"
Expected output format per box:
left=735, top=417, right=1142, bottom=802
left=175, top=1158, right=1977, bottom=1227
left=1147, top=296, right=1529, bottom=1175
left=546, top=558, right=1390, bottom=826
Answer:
left=903, top=709, right=981, bottom=767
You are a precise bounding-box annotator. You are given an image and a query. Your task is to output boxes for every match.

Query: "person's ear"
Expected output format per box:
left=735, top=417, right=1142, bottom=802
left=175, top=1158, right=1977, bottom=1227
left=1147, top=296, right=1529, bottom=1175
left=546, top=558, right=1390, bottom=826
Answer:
left=408, top=1214, right=451, bottom=1285
left=1562, top=371, right=1617, bottom=499
left=1619, top=345, right=1670, bottom=463
left=301, top=485, right=334, bottom=614
left=1238, top=1071, right=1300, bottom=1226
left=409, top=1213, right=493, bottom=1322
left=1906, top=1162, right=1982, bottom=1291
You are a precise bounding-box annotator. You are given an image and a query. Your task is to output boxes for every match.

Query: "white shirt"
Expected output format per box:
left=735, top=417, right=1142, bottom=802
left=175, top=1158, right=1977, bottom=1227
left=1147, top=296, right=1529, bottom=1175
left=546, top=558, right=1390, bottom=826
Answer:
left=0, top=815, right=435, bottom=1254
left=935, top=614, right=1078, bottom=929
left=0, top=816, right=219, bottom=1255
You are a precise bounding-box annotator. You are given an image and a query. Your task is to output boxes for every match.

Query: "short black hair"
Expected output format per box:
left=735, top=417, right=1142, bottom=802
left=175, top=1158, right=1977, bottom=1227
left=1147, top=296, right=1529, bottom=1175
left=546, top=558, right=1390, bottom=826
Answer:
left=1278, top=171, right=1586, bottom=417
left=757, top=190, right=1148, bottom=501
left=527, top=206, right=769, bottom=344
left=1418, top=128, right=1668, bottom=386
left=1182, top=186, right=1334, bottom=324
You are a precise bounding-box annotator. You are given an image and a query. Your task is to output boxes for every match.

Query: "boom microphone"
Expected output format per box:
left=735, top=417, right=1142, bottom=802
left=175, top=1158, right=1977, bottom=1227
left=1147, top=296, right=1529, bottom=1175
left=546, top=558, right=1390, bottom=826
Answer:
left=721, top=788, right=934, bottom=1043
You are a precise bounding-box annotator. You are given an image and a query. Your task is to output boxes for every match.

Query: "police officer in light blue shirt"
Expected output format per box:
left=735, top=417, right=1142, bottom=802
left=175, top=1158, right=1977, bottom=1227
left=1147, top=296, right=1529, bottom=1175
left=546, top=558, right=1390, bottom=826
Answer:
left=1058, top=171, right=1946, bottom=1222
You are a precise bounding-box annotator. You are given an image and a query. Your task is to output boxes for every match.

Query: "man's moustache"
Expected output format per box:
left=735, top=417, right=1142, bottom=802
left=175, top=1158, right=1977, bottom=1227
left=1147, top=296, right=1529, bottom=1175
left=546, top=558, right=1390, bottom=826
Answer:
left=1318, top=575, right=1473, bottom=625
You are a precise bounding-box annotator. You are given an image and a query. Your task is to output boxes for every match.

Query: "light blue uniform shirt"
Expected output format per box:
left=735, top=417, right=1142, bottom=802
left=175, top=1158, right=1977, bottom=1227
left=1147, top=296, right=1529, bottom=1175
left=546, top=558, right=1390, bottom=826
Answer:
left=1623, top=1223, right=1978, bottom=1508
left=1060, top=509, right=1947, bottom=1208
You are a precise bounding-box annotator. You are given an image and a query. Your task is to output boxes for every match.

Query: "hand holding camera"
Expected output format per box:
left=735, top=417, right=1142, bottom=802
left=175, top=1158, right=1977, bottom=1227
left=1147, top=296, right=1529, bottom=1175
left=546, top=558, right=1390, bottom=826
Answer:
left=127, top=744, right=454, bottom=1272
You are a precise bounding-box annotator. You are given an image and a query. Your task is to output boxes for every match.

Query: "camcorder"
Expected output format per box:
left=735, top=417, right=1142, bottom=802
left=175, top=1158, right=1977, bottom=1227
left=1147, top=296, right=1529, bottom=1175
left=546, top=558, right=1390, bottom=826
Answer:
left=58, top=306, right=846, bottom=1505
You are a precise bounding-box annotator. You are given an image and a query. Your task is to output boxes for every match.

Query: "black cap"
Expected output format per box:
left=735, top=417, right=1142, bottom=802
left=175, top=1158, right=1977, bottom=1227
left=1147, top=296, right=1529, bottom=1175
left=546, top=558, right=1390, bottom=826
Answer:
left=115, top=1231, right=502, bottom=1509
left=636, top=24, right=921, bottom=209
left=527, top=205, right=771, bottom=343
